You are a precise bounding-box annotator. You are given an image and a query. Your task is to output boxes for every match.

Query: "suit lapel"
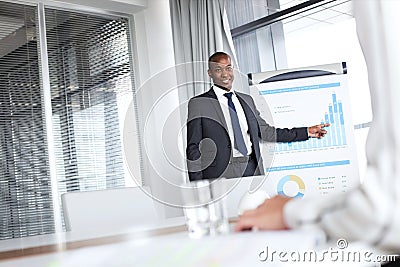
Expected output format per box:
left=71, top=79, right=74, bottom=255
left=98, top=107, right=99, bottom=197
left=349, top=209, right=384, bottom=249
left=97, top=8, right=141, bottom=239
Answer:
left=236, top=93, right=251, bottom=116
left=236, top=93, right=257, bottom=141
left=206, top=87, right=229, bottom=132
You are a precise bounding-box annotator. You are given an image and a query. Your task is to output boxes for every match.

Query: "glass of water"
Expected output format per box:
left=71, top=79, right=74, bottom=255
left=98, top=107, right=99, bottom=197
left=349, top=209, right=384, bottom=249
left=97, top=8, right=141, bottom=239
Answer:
left=181, top=178, right=229, bottom=238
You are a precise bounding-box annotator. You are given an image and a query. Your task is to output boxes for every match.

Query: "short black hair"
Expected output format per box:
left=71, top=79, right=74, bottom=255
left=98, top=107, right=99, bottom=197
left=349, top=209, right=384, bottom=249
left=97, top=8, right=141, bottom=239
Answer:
left=208, top=52, right=231, bottom=69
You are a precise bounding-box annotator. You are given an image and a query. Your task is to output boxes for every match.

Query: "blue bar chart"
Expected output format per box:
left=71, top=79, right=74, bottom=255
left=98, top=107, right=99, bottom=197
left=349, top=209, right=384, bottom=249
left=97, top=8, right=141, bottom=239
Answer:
left=251, top=73, right=359, bottom=198
left=275, top=92, right=347, bottom=152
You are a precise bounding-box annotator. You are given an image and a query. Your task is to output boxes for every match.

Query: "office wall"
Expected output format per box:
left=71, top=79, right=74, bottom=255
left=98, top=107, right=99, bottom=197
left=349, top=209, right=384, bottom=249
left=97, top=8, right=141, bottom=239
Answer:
left=133, top=0, right=186, bottom=218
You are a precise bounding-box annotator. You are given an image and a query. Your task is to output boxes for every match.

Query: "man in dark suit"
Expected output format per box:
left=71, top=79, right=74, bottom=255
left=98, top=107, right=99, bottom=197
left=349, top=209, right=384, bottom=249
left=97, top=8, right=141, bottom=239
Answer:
left=186, top=52, right=329, bottom=181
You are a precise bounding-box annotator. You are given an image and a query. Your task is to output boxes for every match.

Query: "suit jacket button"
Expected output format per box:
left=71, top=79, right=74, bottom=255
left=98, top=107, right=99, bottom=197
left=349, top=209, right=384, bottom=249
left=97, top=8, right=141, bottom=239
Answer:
left=227, top=144, right=231, bottom=148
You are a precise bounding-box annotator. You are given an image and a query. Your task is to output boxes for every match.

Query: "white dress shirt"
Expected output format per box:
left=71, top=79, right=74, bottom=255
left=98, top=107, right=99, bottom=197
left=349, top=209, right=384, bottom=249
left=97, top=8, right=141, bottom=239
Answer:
left=213, top=86, right=252, bottom=157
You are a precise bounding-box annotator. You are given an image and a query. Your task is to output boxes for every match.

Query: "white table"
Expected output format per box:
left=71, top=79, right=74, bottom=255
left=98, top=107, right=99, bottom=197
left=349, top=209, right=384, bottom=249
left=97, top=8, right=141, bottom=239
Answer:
left=0, top=218, right=326, bottom=267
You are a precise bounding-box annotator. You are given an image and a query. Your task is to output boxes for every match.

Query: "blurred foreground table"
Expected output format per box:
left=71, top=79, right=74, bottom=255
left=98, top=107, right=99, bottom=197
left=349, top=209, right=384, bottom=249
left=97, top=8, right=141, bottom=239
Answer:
left=0, top=217, right=326, bottom=267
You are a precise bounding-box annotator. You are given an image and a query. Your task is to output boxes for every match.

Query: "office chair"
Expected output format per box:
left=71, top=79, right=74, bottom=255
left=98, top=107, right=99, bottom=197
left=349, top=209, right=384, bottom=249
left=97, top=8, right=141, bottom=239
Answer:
left=61, top=186, right=158, bottom=233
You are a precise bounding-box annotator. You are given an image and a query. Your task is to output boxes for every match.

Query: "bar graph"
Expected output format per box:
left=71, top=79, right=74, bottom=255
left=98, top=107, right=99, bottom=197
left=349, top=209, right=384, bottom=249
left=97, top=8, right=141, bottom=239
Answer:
left=251, top=72, right=359, bottom=198
left=275, top=92, right=347, bottom=152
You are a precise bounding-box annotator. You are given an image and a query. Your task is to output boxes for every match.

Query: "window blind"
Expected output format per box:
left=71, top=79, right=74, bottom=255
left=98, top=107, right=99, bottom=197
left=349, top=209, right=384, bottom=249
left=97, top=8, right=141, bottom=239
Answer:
left=0, top=2, right=54, bottom=239
left=44, top=8, right=136, bottom=194
left=0, top=2, right=140, bottom=240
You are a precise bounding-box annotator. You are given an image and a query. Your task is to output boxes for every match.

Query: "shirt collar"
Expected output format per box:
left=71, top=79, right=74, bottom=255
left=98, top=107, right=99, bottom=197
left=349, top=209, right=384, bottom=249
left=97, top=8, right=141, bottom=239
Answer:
left=213, top=84, right=236, bottom=99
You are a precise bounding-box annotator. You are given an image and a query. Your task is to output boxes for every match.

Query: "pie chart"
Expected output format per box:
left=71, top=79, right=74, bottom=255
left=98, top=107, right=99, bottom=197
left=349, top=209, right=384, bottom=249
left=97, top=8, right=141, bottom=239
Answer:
left=277, top=175, right=305, bottom=198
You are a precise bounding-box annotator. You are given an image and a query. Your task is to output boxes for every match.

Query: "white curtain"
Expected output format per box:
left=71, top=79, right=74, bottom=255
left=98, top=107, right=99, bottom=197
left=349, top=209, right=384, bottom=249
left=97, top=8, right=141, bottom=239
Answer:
left=169, top=0, right=237, bottom=100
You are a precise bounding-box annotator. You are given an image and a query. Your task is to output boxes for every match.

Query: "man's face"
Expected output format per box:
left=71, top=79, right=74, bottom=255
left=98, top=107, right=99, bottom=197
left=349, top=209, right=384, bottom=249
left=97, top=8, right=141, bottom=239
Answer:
left=207, top=55, right=234, bottom=91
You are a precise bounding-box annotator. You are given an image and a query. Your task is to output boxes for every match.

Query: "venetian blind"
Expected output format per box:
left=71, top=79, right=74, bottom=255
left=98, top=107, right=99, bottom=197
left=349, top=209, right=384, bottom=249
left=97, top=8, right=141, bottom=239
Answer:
left=0, top=2, right=140, bottom=240
left=0, top=2, right=54, bottom=239
left=43, top=8, right=138, bottom=200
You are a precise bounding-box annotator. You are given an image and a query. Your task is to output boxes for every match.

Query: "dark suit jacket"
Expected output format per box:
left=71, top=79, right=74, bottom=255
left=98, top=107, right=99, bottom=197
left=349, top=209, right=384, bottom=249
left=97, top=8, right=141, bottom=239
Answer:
left=186, top=87, right=308, bottom=181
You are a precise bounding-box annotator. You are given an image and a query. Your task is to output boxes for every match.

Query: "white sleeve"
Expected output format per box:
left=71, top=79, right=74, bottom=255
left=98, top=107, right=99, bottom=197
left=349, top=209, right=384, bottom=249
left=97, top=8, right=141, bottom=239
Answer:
left=283, top=0, right=400, bottom=253
left=284, top=168, right=400, bottom=251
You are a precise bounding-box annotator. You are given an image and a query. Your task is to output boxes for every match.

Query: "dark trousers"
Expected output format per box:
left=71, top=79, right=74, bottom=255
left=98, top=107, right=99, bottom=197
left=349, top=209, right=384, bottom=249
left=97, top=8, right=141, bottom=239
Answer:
left=221, top=153, right=259, bottom=179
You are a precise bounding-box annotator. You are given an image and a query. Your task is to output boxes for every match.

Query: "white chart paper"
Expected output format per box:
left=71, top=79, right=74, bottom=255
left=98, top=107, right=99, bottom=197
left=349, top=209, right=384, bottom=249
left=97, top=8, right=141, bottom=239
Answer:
left=251, top=74, right=360, bottom=198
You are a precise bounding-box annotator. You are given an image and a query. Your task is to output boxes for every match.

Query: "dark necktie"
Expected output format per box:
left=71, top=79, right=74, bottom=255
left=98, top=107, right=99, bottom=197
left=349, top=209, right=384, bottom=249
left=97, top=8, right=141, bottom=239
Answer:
left=224, top=92, right=248, bottom=156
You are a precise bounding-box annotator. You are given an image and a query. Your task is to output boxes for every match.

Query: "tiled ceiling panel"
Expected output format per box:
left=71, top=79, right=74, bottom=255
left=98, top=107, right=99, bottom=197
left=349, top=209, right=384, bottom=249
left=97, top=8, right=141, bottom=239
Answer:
left=281, top=0, right=353, bottom=34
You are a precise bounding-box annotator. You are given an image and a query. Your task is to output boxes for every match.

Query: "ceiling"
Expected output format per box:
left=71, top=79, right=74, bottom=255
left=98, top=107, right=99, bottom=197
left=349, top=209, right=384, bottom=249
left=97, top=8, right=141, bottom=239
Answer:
left=279, top=0, right=354, bottom=34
